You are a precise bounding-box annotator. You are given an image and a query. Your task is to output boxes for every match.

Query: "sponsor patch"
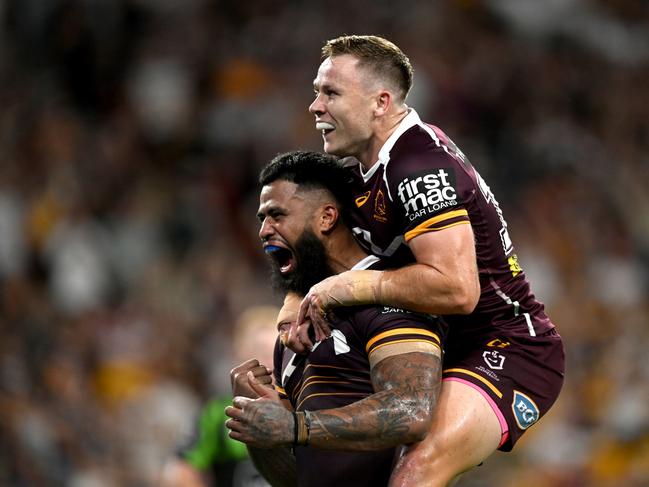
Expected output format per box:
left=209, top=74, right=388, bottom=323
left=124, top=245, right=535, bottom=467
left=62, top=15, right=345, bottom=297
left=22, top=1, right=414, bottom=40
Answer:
left=508, top=254, right=522, bottom=277
left=476, top=171, right=513, bottom=254
left=512, top=390, right=540, bottom=429
left=381, top=306, right=407, bottom=314
left=482, top=350, right=505, bottom=370
left=355, top=191, right=371, bottom=208
left=475, top=365, right=500, bottom=381
left=397, top=169, right=458, bottom=221
left=486, top=338, right=511, bottom=349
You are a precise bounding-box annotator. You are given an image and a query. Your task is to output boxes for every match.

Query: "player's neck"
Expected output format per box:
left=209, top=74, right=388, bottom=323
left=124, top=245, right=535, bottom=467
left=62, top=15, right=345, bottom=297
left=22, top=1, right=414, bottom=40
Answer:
left=358, top=106, right=409, bottom=170
left=326, top=230, right=369, bottom=273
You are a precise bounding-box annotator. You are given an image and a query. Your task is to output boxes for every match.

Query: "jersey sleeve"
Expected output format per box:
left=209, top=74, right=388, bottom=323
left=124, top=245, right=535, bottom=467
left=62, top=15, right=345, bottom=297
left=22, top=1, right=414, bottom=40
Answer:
left=352, top=306, right=446, bottom=360
left=387, top=128, right=475, bottom=242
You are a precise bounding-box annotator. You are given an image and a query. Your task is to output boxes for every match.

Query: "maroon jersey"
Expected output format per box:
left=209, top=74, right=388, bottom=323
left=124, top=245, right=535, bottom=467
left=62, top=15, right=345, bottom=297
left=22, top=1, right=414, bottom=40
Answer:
left=274, top=258, right=444, bottom=486
left=344, top=109, right=553, bottom=339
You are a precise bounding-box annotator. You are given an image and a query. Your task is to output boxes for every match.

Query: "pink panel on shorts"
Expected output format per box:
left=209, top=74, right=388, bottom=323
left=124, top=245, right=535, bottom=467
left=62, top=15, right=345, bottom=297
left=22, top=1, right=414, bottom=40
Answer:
left=443, top=377, right=509, bottom=448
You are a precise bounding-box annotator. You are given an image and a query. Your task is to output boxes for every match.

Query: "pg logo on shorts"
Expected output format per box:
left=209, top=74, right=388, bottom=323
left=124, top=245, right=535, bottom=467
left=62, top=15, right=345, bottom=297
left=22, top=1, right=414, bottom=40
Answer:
left=512, top=390, right=540, bottom=430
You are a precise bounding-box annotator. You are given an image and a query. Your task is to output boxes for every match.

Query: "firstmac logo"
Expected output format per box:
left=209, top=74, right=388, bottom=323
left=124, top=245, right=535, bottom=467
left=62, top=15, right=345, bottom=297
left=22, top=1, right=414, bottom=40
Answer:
left=397, top=169, right=458, bottom=219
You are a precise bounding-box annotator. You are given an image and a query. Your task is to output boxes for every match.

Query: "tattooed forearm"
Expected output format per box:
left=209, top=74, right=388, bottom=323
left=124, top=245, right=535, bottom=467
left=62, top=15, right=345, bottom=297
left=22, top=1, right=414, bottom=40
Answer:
left=307, top=351, right=441, bottom=451
left=247, top=446, right=297, bottom=487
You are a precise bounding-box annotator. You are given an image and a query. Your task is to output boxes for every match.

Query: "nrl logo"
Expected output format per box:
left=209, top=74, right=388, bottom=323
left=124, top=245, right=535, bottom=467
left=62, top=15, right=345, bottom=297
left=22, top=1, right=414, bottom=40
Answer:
left=482, top=350, right=505, bottom=370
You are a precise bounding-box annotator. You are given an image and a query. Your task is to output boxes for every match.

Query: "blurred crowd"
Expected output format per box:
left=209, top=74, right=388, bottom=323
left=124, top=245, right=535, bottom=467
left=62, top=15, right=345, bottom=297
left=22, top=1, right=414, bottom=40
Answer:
left=0, top=0, right=647, bottom=485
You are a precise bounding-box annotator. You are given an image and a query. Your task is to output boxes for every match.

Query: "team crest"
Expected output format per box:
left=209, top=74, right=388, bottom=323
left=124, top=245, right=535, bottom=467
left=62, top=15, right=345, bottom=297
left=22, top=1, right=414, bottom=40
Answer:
left=512, top=390, right=540, bottom=430
left=373, top=189, right=387, bottom=223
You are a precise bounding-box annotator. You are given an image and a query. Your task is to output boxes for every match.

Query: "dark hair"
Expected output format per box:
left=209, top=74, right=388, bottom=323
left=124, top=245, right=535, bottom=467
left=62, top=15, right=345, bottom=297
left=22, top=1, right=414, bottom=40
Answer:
left=259, top=151, right=351, bottom=209
left=322, top=35, right=413, bottom=103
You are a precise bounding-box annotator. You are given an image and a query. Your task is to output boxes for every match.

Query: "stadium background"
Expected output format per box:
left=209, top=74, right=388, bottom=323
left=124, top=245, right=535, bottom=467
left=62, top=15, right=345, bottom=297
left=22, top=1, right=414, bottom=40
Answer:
left=0, top=0, right=647, bottom=485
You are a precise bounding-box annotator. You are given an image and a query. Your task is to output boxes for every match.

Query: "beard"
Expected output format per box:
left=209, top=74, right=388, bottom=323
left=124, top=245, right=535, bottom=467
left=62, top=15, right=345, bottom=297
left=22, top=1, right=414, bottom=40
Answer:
left=269, top=229, right=335, bottom=296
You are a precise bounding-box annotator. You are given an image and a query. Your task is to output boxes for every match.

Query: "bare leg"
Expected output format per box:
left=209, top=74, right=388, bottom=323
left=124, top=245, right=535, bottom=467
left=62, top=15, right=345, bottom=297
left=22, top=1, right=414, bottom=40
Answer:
left=390, top=380, right=502, bottom=487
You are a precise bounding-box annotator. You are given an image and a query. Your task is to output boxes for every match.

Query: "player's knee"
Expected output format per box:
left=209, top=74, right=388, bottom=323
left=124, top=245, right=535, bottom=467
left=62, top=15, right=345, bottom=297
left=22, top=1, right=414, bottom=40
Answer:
left=407, top=407, right=434, bottom=443
left=391, top=451, right=456, bottom=487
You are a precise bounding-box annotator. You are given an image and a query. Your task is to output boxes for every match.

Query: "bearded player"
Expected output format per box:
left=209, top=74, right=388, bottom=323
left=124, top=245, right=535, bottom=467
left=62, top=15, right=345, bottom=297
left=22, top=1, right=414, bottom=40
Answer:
left=225, top=151, right=447, bottom=487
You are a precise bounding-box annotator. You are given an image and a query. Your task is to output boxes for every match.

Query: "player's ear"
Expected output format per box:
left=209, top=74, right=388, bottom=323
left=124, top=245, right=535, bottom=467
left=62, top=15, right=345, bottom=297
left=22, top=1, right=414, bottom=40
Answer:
left=374, top=90, right=392, bottom=117
left=318, top=203, right=339, bottom=234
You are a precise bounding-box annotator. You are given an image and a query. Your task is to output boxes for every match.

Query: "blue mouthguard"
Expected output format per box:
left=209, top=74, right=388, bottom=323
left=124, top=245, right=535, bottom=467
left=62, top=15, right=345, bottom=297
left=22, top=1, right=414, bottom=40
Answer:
left=264, top=245, right=282, bottom=254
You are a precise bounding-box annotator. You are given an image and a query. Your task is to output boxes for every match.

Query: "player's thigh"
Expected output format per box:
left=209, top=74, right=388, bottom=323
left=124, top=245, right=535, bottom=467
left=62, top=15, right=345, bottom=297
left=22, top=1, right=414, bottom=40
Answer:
left=432, top=379, right=502, bottom=467
left=390, top=380, right=502, bottom=487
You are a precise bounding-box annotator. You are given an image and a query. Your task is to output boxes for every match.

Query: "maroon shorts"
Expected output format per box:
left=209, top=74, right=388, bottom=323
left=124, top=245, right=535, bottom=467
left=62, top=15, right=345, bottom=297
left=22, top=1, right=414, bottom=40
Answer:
left=442, top=326, right=564, bottom=451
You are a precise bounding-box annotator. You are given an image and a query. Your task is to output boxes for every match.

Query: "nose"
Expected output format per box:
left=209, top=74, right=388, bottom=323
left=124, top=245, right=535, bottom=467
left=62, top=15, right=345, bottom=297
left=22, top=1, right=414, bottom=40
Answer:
left=309, top=93, right=324, bottom=116
left=259, top=218, right=274, bottom=242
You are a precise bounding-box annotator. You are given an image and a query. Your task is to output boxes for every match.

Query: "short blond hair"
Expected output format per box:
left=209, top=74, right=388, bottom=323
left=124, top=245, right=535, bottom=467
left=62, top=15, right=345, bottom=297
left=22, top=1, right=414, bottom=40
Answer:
left=322, top=35, right=414, bottom=102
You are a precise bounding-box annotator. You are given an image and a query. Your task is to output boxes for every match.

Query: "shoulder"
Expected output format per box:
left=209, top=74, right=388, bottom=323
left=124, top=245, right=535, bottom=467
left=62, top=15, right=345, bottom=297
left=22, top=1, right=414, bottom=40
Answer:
left=339, top=305, right=440, bottom=335
left=385, top=126, right=462, bottom=182
left=391, top=125, right=446, bottom=161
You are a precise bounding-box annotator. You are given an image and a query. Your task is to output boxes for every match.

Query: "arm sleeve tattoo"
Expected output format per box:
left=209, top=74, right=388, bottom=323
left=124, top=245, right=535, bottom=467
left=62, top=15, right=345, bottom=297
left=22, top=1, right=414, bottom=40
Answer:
left=247, top=446, right=297, bottom=487
left=305, top=351, right=441, bottom=451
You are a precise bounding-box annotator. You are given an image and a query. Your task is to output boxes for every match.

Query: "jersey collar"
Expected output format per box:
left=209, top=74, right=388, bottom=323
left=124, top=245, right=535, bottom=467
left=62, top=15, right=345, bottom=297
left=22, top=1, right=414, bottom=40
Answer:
left=378, top=108, right=421, bottom=164
left=360, top=108, right=422, bottom=182
left=351, top=254, right=381, bottom=270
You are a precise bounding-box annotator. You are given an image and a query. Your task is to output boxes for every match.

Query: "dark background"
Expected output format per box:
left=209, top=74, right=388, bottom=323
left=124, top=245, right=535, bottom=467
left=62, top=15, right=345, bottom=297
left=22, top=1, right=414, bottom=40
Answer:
left=0, top=0, right=648, bottom=485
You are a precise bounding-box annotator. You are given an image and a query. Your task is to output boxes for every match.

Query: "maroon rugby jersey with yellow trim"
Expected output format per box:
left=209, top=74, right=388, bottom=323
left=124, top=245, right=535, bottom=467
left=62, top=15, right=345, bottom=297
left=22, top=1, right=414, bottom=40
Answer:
left=273, top=258, right=444, bottom=487
left=343, top=109, right=553, bottom=338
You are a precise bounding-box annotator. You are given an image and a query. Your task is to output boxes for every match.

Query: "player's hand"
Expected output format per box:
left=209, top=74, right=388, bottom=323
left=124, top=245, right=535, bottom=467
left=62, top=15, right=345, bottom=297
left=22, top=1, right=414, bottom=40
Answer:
left=230, top=359, right=273, bottom=399
left=225, top=372, right=291, bottom=448
left=296, top=270, right=384, bottom=342
left=293, top=293, right=331, bottom=346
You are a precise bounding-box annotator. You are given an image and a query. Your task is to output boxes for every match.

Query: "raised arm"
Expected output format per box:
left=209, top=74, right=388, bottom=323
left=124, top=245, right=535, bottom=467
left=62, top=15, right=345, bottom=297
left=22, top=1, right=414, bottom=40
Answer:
left=225, top=346, right=441, bottom=451
left=296, top=224, right=479, bottom=343
left=380, top=223, right=480, bottom=314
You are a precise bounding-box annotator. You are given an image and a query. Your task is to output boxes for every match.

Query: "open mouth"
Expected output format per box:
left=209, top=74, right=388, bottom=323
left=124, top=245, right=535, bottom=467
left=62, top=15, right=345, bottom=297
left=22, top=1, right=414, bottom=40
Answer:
left=264, top=244, right=296, bottom=275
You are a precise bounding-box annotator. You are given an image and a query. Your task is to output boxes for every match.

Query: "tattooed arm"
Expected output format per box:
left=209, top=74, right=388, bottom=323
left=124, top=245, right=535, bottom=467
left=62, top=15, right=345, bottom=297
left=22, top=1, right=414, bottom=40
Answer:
left=307, top=350, right=441, bottom=450
left=226, top=349, right=441, bottom=451
left=228, top=370, right=298, bottom=486
left=247, top=446, right=296, bottom=487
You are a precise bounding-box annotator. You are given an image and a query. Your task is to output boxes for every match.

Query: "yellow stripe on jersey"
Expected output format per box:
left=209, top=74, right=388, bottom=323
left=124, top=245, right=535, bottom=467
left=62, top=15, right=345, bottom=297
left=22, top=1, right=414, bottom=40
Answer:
left=304, top=363, right=367, bottom=373
left=443, top=367, right=503, bottom=398
left=276, top=386, right=286, bottom=395
left=405, top=220, right=469, bottom=242
left=404, top=209, right=469, bottom=242
left=296, top=392, right=367, bottom=411
left=366, top=327, right=440, bottom=353
left=296, top=379, right=360, bottom=399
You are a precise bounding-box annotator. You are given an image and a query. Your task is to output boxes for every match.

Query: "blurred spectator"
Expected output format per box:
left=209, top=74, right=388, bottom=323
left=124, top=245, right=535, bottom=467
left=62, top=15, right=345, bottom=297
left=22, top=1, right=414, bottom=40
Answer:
left=161, top=303, right=278, bottom=487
